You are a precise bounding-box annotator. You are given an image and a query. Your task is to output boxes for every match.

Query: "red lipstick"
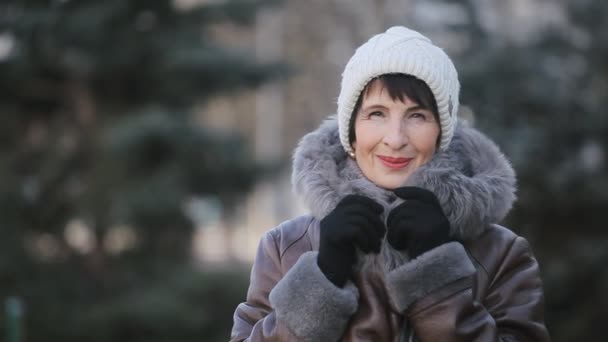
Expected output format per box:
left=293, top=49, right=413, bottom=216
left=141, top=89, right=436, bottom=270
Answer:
left=377, top=155, right=413, bottom=169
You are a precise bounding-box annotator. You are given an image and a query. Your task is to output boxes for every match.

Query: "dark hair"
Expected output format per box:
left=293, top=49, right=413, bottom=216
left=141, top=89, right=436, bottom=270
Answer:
left=348, top=74, right=440, bottom=146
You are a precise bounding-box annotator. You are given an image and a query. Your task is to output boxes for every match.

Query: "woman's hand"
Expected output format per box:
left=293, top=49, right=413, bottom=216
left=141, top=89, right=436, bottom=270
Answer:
left=387, top=187, right=451, bottom=259
left=317, top=195, right=385, bottom=287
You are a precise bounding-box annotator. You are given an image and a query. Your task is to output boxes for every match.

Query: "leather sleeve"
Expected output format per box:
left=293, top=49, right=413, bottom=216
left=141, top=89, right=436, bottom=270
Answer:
left=230, top=229, right=298, bottom=341
left=406, top=236, right=550, bottom=341
left=230, top=223, right=359, bottom=342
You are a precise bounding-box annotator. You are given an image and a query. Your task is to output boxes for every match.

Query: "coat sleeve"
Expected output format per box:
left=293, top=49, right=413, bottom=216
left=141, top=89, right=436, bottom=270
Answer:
left=230, top=225, right=359, bottom=342
left=385, top=238, right=550, bottom=341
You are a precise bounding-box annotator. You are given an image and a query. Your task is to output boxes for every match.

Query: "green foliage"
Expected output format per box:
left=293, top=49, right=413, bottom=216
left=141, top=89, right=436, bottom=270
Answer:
left=0, top=0, right=286, bottom=106
left=80, top=267, right=248, bottom=342
left=0, top=0, right=283, bottom=341
left=10, top=265, right=250, bottom=342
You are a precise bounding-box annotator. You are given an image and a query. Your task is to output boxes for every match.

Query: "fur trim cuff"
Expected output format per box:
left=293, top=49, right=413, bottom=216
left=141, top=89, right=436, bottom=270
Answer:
left=386, top=242, right=475, bottom=313
left=269, top=251, right=359, bottom=341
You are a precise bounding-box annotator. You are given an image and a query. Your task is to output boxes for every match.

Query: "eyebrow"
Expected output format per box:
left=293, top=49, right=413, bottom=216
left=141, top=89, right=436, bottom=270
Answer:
left=361, top=104, right=387, bottom=111
left=407, top=105, right=427, bottom=112
left=361, top=103, right=429, bottom=112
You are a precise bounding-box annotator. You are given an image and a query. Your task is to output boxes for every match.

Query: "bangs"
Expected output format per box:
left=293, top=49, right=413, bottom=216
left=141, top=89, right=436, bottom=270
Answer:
left=362, top=74, right=437, bottom=113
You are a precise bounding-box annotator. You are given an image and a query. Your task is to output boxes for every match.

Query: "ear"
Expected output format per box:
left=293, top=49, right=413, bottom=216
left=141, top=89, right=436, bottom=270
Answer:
left=348, top=143, right=356, bottom=159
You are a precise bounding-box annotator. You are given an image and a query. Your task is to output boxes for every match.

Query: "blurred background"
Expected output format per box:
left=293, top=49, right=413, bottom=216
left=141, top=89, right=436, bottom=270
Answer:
left=0, top=0, right=606, bottom=341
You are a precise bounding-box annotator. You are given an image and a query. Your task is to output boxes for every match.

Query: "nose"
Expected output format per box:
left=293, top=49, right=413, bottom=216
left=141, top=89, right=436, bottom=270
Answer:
left=382, top=118, right=407, bottom=150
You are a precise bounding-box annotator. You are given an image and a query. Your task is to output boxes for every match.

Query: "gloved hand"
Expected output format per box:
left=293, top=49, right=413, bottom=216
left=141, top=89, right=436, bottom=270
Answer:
left=387, top=187, right=451, bottom=259
left=317, top=194, right=385, bottom=287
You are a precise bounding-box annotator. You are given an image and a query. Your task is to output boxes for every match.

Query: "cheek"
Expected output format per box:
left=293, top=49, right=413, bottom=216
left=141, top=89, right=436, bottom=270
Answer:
left=353, top=122, right=382, bottom=154
left=412, top=129, right=440, bottom=161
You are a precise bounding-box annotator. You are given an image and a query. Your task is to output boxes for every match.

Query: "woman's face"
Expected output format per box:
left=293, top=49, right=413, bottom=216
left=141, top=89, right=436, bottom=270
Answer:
left=352, top=80, right=440, bottom=190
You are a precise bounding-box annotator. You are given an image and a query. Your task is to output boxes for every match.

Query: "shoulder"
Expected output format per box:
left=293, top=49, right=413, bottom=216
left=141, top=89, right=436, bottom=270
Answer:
left=464, top=224, right=537, bottom=279
left=467, top=224, right=519, bottom=248
left=261, top=215, right=317, bottom=271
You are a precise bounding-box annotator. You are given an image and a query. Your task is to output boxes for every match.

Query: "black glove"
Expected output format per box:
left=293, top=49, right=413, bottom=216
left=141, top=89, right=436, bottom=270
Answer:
left=386, top=187, right=451, bottom=259
left=317, top=195, right=385, bottom=287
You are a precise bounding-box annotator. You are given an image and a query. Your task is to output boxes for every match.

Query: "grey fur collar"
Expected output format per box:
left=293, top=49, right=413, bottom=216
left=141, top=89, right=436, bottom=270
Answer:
left=291, top=116, right=516, bottom=241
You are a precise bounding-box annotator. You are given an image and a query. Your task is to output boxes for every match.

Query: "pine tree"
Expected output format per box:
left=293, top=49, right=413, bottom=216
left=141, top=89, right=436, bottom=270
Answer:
left=0, top=0, right=284, bottom=341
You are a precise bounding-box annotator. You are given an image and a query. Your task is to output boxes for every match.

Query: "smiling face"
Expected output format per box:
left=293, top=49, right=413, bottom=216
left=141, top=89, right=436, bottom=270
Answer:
left=351, top=77, right=440, bottom=189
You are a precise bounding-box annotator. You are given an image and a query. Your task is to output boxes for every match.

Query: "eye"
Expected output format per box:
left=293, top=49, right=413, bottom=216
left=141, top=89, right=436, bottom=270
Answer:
left=368, top=111, right=385, bottom=118
left=409, top=112, right=427, bottom=120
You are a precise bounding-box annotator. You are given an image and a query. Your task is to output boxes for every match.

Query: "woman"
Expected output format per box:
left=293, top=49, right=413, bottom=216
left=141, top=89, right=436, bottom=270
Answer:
left=231, top=26, right=550, bottom=341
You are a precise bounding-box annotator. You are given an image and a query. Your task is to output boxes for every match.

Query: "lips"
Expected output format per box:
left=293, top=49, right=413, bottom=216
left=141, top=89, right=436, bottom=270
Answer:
left=377, top=155, right=413, bottom=169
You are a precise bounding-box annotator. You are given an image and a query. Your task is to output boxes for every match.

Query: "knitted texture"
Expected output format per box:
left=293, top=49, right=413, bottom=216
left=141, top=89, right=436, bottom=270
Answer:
left=337, top=26, right=460, bottom=153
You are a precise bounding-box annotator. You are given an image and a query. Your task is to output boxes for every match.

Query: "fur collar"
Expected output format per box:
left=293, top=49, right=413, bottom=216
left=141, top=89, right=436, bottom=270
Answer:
left=291, top=116, right=516, bottom=241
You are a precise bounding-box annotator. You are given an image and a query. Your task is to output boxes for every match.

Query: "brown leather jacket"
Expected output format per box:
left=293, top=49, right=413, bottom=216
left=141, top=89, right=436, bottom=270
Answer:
left=231, top=119, right=550, bottom=341
left=231, top=215, right=549, bottom=341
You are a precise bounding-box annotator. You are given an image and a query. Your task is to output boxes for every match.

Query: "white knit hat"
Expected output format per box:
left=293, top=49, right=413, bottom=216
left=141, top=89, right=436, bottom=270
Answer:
left=338, top=26, right=460, bottom=153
